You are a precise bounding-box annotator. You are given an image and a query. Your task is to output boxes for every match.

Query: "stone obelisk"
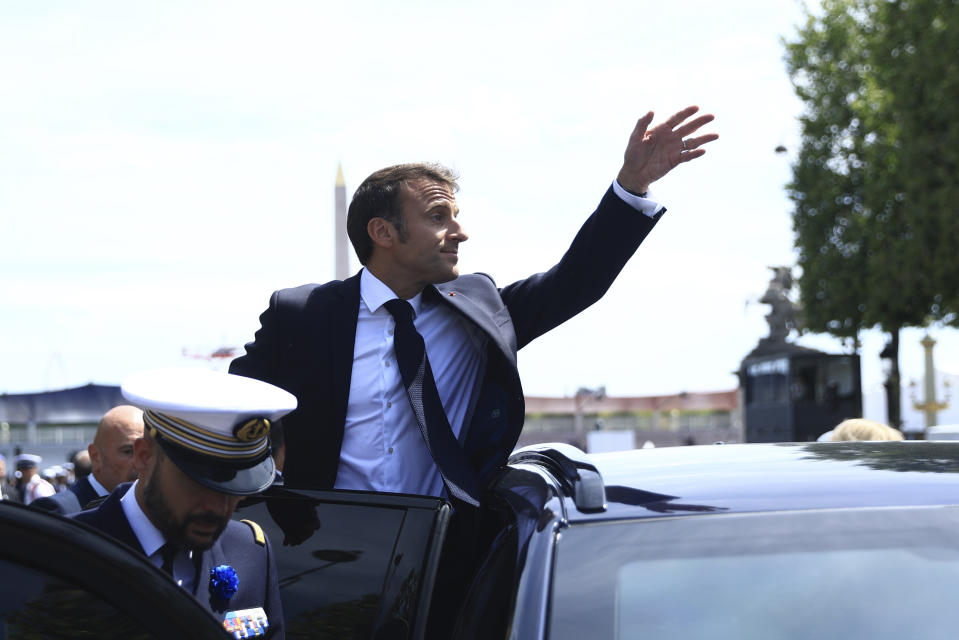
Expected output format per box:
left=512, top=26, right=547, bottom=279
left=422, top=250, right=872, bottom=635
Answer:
left=334, top=163, right=349, bottom=280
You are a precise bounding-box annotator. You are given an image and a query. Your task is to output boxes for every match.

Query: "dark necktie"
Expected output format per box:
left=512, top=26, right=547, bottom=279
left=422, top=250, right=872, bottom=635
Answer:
left=159, top=542, right=177, bottom=578
left=384, top=298, right=481, bottom=506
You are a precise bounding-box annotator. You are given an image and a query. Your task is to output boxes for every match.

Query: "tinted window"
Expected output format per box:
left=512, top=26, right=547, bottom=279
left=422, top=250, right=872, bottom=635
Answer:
left=746, top=372, right=787, bottom=405
left=0, top=502, right=227, bottom=638
left=0, top=559, right=154, bottom=639
left=236, top=489, right=449, bottom=639
left=551, top=507, right=959, bottom=639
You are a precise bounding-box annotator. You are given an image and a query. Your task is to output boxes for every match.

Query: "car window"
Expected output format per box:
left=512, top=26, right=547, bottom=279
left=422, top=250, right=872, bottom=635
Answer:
left=236, top=488, right=450, bottom=639
left=0, top=558, right=154, bottom=639
left=0, top=502, right=227, bottom=638
left=550, top=507, right=959, bottom=640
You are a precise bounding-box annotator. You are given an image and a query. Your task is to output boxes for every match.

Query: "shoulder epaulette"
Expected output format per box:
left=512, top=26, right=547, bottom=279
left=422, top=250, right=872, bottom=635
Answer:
left=240, top=519, right=266, bottom=546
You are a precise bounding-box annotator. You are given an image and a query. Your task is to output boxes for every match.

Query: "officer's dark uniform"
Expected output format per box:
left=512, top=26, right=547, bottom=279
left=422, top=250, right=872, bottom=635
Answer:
left=70, top=368, right=296, bottom=638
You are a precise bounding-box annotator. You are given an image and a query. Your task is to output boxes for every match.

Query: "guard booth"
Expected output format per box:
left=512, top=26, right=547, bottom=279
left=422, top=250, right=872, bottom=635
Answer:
left=741, top=348, right=862, bottom=442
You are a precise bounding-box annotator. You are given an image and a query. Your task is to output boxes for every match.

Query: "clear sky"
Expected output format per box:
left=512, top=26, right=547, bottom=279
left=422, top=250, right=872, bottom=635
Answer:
left=3, top=1, right=957, bottom=429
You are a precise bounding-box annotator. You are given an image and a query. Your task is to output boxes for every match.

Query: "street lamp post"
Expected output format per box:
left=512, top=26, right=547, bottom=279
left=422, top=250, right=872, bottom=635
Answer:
left=910, top=333, right=951, bottom=431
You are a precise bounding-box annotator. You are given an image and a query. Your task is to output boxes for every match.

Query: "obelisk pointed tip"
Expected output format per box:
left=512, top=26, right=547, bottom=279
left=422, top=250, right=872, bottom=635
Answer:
left=335, top=163, right=345, bottom=187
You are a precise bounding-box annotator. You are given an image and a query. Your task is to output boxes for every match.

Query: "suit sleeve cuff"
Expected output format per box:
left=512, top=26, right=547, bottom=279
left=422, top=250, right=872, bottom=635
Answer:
left=611, top=180, right=665, bottom=218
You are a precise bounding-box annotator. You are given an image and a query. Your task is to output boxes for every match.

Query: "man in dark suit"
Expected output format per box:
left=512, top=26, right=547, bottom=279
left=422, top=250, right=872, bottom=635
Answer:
left=33, top=405, right=144, bottom=514
left=72, top=368, right=294, bottom=638
left=230, top=106, right=718, bottom=499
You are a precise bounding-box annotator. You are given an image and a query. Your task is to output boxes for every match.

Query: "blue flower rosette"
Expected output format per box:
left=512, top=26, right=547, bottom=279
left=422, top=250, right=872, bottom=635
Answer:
left=209, top=565, right=239, bottom=601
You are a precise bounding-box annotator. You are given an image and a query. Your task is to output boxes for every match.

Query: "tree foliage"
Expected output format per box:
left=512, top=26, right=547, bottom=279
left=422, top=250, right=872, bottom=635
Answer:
left=784, top=0, right=959, bottom=424
left=873, top=0, right=959, bottom=320
left=786, top=0, right=878, bottom=342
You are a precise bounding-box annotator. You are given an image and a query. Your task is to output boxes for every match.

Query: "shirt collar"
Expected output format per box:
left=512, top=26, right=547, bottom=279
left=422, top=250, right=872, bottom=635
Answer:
left=120, top=479, right=166, bottom=557
left=87, top=473, right=109, bottom=497
left=360, top=268, right=426, bottom=316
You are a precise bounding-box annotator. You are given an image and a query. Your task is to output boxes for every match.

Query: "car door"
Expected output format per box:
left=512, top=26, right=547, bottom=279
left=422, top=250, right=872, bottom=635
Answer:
left=235, top=487, right=451, bottom=639
left=0, top=501, right=229, bottom=638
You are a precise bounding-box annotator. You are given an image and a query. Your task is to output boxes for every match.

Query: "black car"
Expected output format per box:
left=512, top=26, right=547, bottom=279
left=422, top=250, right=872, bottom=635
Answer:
left=232, top=440, right=959, bottom=639
left=5, top=441, right=959, bottom=639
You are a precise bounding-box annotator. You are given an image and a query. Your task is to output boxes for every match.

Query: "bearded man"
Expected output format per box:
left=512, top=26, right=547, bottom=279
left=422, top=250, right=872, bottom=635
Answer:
left=71, top=368, right=293, bottom=638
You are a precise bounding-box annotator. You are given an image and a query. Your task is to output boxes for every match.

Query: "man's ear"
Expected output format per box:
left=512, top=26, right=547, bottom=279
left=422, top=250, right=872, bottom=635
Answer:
left=367, top=217, right=396, bottom=250
left=132, top=436, right=153, bottom=477
left=87, top=442, right=101, bottom=474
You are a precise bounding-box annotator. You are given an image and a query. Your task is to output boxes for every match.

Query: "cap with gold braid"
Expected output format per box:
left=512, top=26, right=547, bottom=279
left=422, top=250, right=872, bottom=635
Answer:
left=121, top=368, right=297, bottom=495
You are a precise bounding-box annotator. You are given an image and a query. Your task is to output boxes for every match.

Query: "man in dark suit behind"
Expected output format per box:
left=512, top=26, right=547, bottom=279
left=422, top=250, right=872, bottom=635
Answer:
left=230, top=106, right=717, bottom=499
left=33, top=405, right=143, bottom=514
left=72, top=368, right=292, bottom=638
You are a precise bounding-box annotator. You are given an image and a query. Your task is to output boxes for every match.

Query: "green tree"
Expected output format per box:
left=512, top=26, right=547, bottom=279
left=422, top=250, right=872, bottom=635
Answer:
left=784, top=0, right=959, bottom=427
left=873, top=0, right=959, bottom=317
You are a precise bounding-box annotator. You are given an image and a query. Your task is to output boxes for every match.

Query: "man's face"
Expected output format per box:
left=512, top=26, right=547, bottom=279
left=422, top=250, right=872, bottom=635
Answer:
left=390, top=178, right=468, bottom=288
left=141, top=449, right=241, bottom=551
left=91, top=409, right=143, bottom=491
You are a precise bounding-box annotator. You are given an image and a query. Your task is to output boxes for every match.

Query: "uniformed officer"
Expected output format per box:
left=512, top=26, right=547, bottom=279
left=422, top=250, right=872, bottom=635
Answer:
left=71, top=368, right=295, bottom=638
left=16, top=454, right=56, bottom=505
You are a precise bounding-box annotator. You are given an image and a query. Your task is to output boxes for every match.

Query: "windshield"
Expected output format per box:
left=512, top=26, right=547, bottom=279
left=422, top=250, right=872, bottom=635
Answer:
left=550, top=506, right=959, bottom=640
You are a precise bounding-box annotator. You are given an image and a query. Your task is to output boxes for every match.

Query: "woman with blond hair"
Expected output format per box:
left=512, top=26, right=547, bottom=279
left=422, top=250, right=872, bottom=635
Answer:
left=830, top=418, right=904, bottom=442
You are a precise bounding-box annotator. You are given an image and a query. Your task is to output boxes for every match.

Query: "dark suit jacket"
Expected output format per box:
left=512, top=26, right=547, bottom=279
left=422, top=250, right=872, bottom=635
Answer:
left=70, top=475, right=100, bottom=508
left=32, top=476, right=99, bottom=514
left=1, top=480, right=20, bottom=503
left=230, top=187, right=661, bottom=489
left=71, top=483, right=284, bottom=637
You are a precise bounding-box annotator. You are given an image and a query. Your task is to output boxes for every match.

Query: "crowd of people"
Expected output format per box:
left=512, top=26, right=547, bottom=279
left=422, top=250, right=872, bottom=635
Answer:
left=0, top=406, right=142, bottom=508
left=0, top=451, right=77, bottom=505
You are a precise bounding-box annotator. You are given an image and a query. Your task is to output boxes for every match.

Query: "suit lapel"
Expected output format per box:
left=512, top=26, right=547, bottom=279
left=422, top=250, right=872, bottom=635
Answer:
left=432, top=282, right=516, bottom=366
left=329, top=273, right=361, bottom=431
left=91, top=486, right=144, bottom=553
left=71, top=476, right=97, bottom=509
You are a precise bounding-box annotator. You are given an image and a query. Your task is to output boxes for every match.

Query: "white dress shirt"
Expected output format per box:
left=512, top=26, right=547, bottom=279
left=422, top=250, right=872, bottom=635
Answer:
left=87, top=473, right=109, bottom=497
left=335, top=269, right=488, bottom=496
left=334, top=183, right=663, bottom=496
left=121, top=480, right=196, bottom=591
left=611, top=182, right=663, bottom=218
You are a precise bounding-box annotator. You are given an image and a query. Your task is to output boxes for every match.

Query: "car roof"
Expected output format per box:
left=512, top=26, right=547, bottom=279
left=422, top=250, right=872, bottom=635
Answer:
left=927, top=425, right=959, bottom=439
left=572, top=441, right=959, bottom=522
